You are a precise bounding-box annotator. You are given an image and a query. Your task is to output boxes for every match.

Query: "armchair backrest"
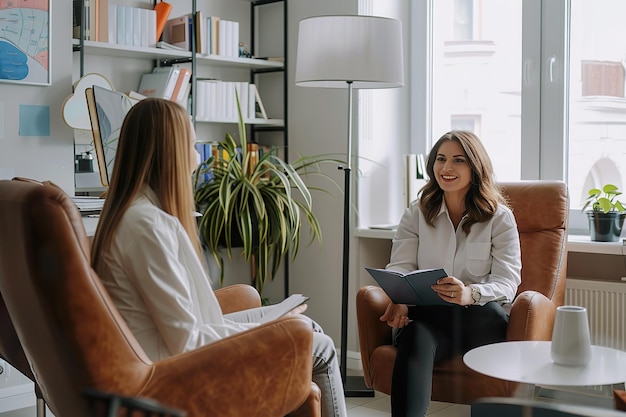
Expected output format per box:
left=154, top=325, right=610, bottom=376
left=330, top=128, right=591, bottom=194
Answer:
left=499, top=181, right=569, bottom=305
left=0, top=179, right=152, bottom=417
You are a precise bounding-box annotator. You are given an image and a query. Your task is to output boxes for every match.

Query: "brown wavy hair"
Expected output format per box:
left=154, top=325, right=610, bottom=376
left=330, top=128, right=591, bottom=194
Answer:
left=91, top=98, right=201, bottom=272
left=419, top=130, right=508, bottom=234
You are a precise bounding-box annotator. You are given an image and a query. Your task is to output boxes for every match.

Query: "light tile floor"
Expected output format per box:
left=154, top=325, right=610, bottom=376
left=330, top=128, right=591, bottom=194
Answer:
left=0, top=395, right=469, bottom=417
left=346, top=390, right=470, bottom=417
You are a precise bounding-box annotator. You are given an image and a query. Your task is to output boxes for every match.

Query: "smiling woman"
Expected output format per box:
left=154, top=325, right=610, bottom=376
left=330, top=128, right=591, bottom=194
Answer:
left=382, top=129, right=522, bottom=417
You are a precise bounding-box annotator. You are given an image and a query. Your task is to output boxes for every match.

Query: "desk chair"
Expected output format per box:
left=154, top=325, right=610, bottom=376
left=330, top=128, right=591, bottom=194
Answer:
left=0, top=178, right=320, bottom=417
left=356, top=180, right=569, bottom=404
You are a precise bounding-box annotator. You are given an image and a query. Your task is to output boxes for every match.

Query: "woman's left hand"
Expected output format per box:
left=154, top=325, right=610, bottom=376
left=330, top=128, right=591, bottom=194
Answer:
left=431, top=276, right=472, bottom=306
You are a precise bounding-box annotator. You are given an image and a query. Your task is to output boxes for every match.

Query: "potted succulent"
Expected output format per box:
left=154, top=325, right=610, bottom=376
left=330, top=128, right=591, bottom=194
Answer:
left=582, top=183, right=626, bottom=242
left=193, top=95, right=341, bottom=298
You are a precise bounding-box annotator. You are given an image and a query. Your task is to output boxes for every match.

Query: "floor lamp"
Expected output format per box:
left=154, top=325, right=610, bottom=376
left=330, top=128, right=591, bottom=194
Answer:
left=295, top=15, right=404, bottom=397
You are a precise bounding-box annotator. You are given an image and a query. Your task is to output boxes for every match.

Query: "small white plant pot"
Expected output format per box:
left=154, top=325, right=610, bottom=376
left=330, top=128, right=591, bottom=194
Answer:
left=551, top=305, right=592, bottom=366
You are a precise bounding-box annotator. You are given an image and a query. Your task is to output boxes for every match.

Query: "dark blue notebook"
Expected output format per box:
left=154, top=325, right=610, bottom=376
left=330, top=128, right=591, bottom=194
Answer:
left=365, top=267, right=449, bottom=305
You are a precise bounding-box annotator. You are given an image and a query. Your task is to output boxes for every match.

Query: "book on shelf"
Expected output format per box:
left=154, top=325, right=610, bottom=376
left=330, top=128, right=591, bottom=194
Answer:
left=207, top=16, right=220, bottom=55
left=153, top=66, right=180, bottom=99
left=171, top=66, right=192, bottom=105
left=110, top=5, right=155, bottom=47
left=194, top=10, right=206, bottom=54
left=365, top=267, right=449, bottom=306
left=126, top=91, right=147, bottom=103
left=247, top=142, right=259, bottom=171
left=132, top=7, right=142, bottom=46
left=114, top=4, right=125, bottom=44
left=405, top=153, right=427, bottom=206
left=154, top=1, right=172, bottom=42
left=95, top=0, right=109, bottom=42
left=249, top=84, right=268, bottom=119
left=73, top=0, right=81, bottom=39
left=163, top=15, right=193, bottom=51
left=137, top=67, right=176, bottom=100
left=88, top=0, right=96, bottom=40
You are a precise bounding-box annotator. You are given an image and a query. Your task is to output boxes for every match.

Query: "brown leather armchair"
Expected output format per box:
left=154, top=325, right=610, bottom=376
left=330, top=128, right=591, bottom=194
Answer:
left=356, top=180, right=569, bottom=404
left=0, top=178, right=320, bottom=417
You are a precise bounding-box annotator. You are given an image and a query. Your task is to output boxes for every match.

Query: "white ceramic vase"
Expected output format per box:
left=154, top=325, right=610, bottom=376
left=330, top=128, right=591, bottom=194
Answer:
left=550, top=305, right=592, bottom=366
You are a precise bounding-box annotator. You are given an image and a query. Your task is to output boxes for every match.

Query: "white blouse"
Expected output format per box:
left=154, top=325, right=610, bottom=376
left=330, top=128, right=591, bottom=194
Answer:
left=97, top=187, right=258, bottom=361
left=387, top=197, right=522, bottom=312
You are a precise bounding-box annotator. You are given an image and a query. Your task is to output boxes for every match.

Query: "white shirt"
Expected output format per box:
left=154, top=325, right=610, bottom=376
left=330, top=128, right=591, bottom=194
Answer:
left=98, top=187, right=258, bottom=361
left=387, top=198, right=521, bottom=313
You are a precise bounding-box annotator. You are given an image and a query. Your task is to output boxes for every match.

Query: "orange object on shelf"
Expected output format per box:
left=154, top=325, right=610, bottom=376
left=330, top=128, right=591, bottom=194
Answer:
left=154, top=1, right=172, bottom=42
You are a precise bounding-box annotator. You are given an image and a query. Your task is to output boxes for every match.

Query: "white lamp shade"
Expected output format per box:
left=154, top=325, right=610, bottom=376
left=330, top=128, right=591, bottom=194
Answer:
left=295, top=15, right=404, bottom=89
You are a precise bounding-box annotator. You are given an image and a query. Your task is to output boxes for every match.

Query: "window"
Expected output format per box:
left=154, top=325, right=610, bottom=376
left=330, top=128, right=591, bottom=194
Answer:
left=412, top=0, right=626, bottom=234
left=568, top=0, right=626, bottom=220
left=453, top=0, right=474, bottom=41
left=430, top=0, right=522, bottom=182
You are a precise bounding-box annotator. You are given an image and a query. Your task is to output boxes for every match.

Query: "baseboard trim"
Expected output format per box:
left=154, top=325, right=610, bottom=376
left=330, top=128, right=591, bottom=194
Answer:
left=338, top=349, right=363, bottom=371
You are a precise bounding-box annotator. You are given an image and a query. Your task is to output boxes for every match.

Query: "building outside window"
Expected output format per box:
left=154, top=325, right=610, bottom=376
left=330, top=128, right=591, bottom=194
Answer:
left=419, top=0, right=626, bottom=232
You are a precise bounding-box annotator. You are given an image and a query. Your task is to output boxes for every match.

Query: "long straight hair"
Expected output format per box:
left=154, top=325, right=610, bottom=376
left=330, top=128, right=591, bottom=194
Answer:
left=91, top=98, right=201, bottom=271
left=419, top=130, right=508, bottom=234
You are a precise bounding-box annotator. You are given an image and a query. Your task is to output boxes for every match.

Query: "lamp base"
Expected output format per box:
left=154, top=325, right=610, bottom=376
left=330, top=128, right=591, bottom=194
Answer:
left=343, top=375, right=375, bottom=398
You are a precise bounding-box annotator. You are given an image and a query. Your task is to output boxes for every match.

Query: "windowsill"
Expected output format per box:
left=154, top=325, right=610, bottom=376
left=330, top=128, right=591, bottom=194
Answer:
left=354, top=228, right=626, bottom=256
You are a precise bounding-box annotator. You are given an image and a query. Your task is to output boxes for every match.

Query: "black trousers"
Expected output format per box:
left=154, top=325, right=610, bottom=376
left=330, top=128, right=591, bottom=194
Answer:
left=391, top=302, right=509, bottom=417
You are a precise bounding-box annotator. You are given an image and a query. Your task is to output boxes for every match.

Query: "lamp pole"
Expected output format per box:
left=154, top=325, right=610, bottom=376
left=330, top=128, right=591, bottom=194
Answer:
left=293, top=14, right=404, bottom=398
left=339, top=82, right=373, bottom=397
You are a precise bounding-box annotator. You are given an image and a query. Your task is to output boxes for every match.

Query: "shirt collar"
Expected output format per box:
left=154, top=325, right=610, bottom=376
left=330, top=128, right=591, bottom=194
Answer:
left=140, top=185, right=163, bottom=209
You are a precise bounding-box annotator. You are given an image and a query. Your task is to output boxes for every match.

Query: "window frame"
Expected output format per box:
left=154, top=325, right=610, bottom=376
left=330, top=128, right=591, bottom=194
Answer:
left=410, top=0, right=592, bottom=233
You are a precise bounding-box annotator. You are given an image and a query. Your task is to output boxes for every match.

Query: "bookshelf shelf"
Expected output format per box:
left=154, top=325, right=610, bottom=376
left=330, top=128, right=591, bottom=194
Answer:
left=73, top=40, right=282, bottom=70
left=73, top=39, right=191, bottom=60
left=196, top=117, right=284, bottom=126
left=195, top=54, right=284, bottom=70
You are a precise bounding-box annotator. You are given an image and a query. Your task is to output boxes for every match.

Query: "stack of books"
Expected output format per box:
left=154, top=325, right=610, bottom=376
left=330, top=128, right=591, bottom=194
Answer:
left=137, top=65, right=192, bottom=106
left=192, top=12, right=240, bottom=56
left=72, top=196, right=105, bottom=216
left=194, top=80, right=267, bottom=122
left=81, top=0, right=158, bottom=48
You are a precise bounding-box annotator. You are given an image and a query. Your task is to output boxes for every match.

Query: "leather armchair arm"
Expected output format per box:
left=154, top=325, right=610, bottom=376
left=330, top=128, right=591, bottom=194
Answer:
left=287, top=383, right=321, bottom=417
left=146, top=316, right=314, bottom=417
left=356, top=286, right=393, bottom=384
left=214, top=284, right=262, bottom=314
left=506, top=290, right=557, bottom=341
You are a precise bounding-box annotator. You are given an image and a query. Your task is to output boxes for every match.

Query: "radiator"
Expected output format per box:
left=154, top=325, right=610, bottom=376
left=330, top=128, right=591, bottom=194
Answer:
left=565, top=278, right=626, bottom=351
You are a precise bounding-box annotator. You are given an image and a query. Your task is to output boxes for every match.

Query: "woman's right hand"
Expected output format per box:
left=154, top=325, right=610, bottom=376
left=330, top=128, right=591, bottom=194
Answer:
left=380, top=303, right=410, bottom=328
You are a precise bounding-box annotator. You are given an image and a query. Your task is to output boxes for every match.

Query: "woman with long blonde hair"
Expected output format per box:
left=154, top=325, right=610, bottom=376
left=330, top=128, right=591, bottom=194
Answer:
left=91, top=98, right=347, bottom=417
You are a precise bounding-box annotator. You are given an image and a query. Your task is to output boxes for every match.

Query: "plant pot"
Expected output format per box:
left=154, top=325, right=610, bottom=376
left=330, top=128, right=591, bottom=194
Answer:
left=587, top=211, right=626, bottom=242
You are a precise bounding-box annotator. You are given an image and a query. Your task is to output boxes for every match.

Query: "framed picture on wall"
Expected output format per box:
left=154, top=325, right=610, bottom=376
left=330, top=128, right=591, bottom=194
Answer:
left=0, top=0, right=51, bottom=86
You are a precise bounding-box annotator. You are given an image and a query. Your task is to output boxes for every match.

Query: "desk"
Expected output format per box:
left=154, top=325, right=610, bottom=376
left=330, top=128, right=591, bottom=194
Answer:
left=464, top=341, right=626, bottom=407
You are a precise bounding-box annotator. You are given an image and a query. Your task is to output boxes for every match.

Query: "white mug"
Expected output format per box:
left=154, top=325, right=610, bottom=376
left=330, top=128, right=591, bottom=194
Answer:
left=551, top=305, right=592, bottom=366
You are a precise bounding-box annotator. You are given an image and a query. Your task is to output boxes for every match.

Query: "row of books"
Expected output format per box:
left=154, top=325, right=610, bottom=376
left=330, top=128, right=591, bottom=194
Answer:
left=195, top=81, right=268, bottom=122
left=194, top=141, right=273, bottom=186
left=195, top=12, right=240, bottom=57
left=162, top=12, right=240, bottom=57
left=137, top=65, right=192, bottom=106
left=79, top=0, right=172, bottom=46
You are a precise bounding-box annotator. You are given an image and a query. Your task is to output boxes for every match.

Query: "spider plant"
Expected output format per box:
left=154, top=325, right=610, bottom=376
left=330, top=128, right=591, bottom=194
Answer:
left=193, top=94, right=342, bottom=297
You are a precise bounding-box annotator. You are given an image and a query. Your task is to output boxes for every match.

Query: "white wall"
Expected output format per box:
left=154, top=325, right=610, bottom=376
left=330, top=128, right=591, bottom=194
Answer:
left=288, top=0, right=410, bottom=360
left=0, top=5, right=74, bottom=194
left=0, top=0, right=409, bottom=364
